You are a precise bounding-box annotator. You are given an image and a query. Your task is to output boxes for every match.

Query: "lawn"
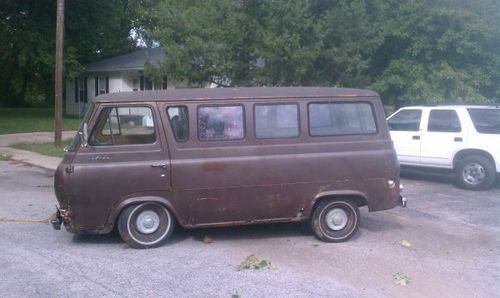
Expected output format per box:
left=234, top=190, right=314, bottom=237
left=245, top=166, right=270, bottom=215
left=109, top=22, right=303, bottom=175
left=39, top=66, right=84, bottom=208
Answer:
left=0, top=108, right=81, bottom=135
left=10, top=139, right=73, bottom=158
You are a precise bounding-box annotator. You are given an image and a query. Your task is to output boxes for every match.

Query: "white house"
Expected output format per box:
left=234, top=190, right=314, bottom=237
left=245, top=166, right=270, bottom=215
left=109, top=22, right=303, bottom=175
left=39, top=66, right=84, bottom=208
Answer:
left=65, top=48, right=170, bottom=116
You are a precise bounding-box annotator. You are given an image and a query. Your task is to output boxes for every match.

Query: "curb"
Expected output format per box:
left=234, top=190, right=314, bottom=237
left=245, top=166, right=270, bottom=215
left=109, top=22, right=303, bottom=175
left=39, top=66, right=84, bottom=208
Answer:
left=0, top=147, right=61, bottom=171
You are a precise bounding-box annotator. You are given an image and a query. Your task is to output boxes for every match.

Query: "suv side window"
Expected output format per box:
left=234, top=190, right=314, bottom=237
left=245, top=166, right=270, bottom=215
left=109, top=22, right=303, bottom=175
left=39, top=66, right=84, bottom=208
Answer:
left=428, top=110, right=461, bottom=132
left=388, top=109, right=422, bottom=131
left=90, top=106, right=156, bottom=145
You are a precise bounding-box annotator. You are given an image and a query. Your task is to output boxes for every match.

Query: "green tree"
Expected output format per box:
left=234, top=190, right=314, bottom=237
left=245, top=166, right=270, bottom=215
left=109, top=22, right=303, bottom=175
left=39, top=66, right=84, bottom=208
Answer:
left=150, top=0, right=264, bottom=86
left=371, top=0, right=500, bottom=106
left=0, top=0, right=151, bottom=107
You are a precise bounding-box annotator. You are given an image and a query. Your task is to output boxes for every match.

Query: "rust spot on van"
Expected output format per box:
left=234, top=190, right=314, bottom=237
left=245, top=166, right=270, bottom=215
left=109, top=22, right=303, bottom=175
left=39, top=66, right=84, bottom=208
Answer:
left=201, top=162, right=227, bottom=172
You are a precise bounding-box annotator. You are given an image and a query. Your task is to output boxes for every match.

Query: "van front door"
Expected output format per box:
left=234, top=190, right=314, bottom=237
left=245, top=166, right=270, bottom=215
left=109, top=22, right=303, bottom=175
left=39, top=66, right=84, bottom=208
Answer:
left=69, top=104, right=171, bottom=230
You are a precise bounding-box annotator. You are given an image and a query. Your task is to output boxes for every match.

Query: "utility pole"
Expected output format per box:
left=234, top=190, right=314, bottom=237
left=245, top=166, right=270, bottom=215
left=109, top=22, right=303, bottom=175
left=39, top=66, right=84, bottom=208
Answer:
left=54, top=0, right=64, bottom=147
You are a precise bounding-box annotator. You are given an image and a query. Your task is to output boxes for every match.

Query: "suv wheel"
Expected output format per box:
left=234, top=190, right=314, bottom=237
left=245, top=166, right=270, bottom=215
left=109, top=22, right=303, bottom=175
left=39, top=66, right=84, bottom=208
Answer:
left=455, top=155, right=496, bottom=190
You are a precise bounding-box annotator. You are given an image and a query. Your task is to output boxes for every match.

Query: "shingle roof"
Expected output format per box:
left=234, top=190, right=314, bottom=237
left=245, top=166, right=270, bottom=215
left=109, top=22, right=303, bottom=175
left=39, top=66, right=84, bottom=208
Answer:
left=95, top=87, right=379, bottom=102
left=83, top=47, right=165, bottom=72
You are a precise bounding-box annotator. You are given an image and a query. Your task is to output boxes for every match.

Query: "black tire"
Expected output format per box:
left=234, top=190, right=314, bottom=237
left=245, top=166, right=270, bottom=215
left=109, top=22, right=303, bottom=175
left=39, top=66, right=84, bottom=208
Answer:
left=311, top=199, right=360, bottom=242
left=117, top=203, right=174, bottom=249
left=455, top=155, right=496, bottom=191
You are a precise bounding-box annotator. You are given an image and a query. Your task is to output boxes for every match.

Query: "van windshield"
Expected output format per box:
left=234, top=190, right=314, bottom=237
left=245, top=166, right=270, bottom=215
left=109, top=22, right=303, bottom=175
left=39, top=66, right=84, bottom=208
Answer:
left=467, top=108, right=500, bottom=134
left=65, top=103, right=95, bottom=152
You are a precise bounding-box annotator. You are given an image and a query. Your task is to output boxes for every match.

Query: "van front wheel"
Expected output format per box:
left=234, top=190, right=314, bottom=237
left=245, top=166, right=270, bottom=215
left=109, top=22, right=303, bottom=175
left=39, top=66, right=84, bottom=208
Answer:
left=117, top=203, right=174, bottom=249
left=311, top=199, right=359, bottom=242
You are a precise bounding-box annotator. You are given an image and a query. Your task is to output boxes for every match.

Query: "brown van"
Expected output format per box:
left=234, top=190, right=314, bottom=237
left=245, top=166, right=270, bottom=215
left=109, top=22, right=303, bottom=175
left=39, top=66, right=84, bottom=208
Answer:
left=52, top=87, right=406, bottom=248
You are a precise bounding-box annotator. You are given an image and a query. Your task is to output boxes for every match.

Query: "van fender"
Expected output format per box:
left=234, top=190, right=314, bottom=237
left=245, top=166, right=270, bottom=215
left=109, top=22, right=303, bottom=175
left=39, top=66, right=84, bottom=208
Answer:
left=311, top=190, right=369, bottom=212
left=105, top=195, right=180, bottom=233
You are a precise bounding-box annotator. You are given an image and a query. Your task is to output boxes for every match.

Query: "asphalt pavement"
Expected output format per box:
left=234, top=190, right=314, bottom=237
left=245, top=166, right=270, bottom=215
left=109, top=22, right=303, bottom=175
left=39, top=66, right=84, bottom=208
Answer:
left=1, top=160, right=499, bottom=297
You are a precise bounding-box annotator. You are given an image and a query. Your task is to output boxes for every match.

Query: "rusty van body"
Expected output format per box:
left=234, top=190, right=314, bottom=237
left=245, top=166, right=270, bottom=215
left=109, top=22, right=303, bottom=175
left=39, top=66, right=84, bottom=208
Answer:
left=52, top=87, right=405, bottom=248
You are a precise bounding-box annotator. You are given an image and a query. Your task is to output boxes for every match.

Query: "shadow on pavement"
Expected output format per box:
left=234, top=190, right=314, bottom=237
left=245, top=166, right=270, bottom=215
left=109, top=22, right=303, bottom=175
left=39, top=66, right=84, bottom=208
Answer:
left=69, top=209, right=405, bottom=246
left=401, top=167, right=500, bottom=190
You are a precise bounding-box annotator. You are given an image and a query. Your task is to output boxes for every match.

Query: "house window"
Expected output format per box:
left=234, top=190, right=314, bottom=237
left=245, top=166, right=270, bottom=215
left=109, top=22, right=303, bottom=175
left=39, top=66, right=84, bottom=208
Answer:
left=145, top=78, right=153, bottom=90
left=95, top=76, right=109, bottom=96
left=154, top=80, right=164, bottom=90
left=99, top=77, right=107, bottom=94
left=74, top=77, right=87, bottom=103
left=78, top=78, right=85, bottom=102
left=132, top=78, right=139, bottom=91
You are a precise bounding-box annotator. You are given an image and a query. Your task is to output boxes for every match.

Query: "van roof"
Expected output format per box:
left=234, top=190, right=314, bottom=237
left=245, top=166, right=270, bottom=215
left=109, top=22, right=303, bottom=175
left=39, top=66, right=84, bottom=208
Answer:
left=95, top=87, right=379, bottom=103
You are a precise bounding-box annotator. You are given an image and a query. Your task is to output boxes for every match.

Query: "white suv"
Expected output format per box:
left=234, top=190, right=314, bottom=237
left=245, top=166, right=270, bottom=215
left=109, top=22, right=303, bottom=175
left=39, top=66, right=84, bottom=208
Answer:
left=387, top=106, right=500, bottom=190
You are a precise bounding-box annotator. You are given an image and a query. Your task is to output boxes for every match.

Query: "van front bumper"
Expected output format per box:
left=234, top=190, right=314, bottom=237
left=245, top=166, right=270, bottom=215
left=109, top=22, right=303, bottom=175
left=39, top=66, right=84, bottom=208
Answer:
left=400, top=196, right=407, bottom=207
left=50, top=208, right=71, bottom=230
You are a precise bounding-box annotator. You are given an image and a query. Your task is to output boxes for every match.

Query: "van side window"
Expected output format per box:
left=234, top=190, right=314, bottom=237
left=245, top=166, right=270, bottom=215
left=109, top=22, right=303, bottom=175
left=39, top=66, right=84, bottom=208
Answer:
left=90, top=106, right=156, bottom=145
left=428, top=110, right=461, bottom=132
left=387, top=109, right=422, bottom=131
left=309, top=102, right=376, bottom=136
left=167, top=106, right=189, bottom=142
left=255, top=104, right=299, bottom=138
left=198, top=105, right=244, bottom=141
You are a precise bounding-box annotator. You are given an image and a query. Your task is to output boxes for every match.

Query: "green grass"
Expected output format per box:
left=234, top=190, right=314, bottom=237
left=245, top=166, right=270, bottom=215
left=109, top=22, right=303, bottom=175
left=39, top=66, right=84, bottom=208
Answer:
left=10, top=139, right=72, bottom=158
left=0, top=108, right=81, bottom=135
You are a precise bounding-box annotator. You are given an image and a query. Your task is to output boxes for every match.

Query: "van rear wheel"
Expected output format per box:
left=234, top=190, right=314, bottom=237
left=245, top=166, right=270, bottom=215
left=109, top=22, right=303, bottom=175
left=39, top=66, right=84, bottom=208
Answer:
left=117, top=203, right=174, bottom=249
left=311, top=199, right=359, bottom=242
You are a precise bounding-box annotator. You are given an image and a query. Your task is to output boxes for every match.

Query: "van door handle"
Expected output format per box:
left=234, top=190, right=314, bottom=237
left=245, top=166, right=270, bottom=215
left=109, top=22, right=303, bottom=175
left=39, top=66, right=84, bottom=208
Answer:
left=151, top=162, right=168, bottom=169
left=412, top=135, right=420, bottom=140
left=454, top=137, right=463, bottom=142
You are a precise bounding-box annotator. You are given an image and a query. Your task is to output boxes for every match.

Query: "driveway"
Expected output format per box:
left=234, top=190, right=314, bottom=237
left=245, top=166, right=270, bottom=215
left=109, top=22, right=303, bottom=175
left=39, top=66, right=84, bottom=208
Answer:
left=0, top=161, right=499, bottom=297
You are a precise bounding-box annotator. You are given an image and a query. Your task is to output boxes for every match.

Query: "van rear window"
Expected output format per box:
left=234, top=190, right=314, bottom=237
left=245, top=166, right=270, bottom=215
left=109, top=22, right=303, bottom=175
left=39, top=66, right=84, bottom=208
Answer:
left=308, top=102, right=376, bottom=136
left=198, top=105, right=245, bottom=141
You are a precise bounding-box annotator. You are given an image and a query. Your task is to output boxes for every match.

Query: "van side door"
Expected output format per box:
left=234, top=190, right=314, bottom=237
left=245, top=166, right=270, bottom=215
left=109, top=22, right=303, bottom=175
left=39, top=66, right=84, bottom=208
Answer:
left=69, top=103, right=171, bottom=229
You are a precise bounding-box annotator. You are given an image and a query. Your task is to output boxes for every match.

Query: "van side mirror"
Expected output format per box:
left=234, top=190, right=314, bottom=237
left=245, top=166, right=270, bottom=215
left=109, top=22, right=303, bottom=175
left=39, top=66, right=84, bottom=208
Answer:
left=80, top=122, right=89, bottom=147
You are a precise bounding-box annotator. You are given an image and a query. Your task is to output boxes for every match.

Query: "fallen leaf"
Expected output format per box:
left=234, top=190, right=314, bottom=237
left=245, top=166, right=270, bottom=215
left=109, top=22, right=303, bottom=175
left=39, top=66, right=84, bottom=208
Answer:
left=401, top=240, right=411, bottom=248
left=236, top=254, right=272, bottom=271
left=202, top=235, right=213, bottom=244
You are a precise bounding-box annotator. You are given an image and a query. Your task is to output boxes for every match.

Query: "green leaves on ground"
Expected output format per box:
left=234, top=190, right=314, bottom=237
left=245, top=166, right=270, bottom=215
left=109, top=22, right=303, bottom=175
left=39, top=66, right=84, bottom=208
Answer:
left=236, top=254, right=273, bottom=271
left=393, top=272, right=411, bottom=286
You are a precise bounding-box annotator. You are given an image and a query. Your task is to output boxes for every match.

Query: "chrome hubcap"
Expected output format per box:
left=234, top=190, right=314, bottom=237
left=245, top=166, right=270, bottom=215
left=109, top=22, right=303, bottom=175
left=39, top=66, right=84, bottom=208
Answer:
left=462, top=163, right=485, bottom=185
left=136, top=210, right=160, bottom=234
left=325, top=208, right=348, bottom=231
